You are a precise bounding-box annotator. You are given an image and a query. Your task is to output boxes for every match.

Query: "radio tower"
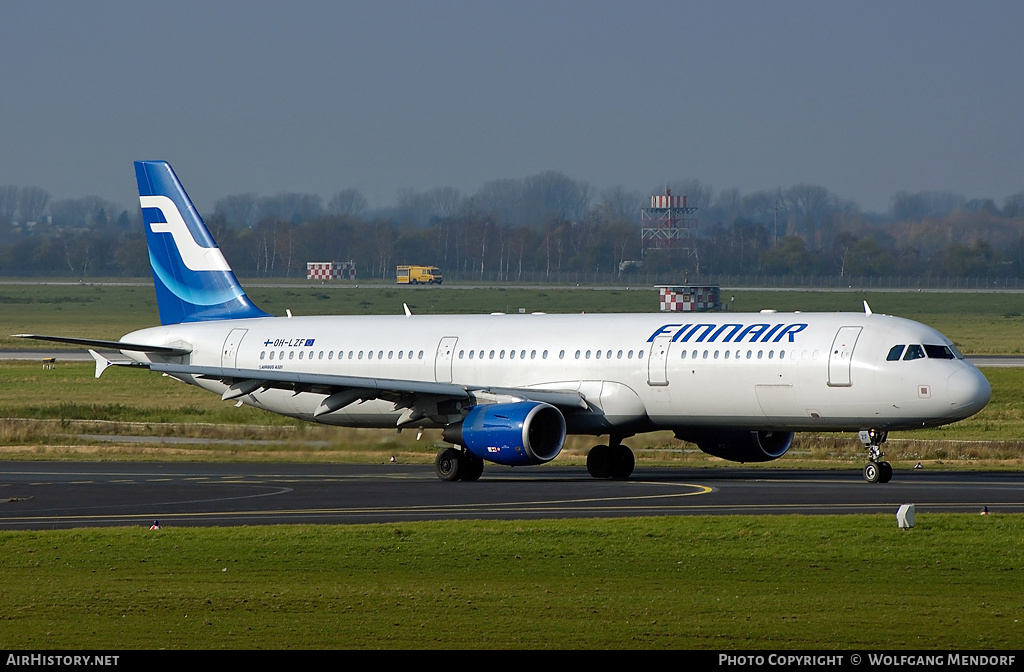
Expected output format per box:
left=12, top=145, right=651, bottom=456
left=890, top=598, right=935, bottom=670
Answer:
left=641, top=186, right=698, bottom=259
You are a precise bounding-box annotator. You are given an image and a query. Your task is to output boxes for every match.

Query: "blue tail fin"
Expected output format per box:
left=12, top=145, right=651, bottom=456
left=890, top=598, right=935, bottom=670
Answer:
left=135, top=161, right=270, bottom=325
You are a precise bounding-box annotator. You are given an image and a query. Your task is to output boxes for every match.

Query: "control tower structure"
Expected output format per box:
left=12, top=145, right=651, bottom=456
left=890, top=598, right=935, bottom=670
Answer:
left=641, top=187, right=698, bottom=258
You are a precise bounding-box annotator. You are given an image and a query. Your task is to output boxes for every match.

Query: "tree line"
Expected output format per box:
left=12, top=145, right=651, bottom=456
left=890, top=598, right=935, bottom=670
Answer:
left=1, top=173, right=1023, bottom=280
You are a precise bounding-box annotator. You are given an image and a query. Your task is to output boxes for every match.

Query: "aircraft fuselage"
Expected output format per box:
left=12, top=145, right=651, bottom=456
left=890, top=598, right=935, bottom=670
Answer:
left=122, top=310, right=990, bottom=436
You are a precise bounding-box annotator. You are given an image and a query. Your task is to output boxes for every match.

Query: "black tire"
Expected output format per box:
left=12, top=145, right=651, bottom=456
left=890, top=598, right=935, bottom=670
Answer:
left=863, top=462, right=880, bottom=484
left=879, top=461, right=893, bottom=483
left=587, top=445, right=612, bottom=479
left=460, top=453, right=484, bottom=482
left=435, top=448, right=462, bottom=481
left=609, top=446, right=635, bottom=480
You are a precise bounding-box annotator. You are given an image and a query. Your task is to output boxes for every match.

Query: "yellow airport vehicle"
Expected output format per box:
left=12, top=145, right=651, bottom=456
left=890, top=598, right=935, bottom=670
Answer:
left=396, top=265, right=443, bottom=285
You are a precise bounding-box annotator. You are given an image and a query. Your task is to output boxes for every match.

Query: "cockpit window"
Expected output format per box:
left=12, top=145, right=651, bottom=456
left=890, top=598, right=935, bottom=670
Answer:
left=886, top=345, right=905, bottom=361
left=903, top=344, right=925, bottom=361
left=924, top=344, right=956, bottom=360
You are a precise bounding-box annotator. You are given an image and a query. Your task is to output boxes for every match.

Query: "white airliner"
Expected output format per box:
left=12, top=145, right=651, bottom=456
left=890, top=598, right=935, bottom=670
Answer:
left=17, top=161, right=991, bottom=483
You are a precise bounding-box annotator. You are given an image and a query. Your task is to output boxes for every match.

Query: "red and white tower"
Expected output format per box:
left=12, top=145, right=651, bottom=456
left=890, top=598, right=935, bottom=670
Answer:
left=641, top=186, right=698, bottom=258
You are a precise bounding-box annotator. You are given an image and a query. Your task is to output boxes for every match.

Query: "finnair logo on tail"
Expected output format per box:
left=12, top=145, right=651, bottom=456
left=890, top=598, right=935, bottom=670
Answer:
left=140, top=195, right=231, bottom=272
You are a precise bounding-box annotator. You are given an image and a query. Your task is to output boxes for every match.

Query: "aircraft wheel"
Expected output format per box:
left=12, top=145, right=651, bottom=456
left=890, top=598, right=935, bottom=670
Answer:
left=435, top=448, right=462, bottom=481
left=587, top=445, right=611, bottom=479
left=609, top=446, right=635, bottom=480
left=878, top=461, right=893, bottom=483
left=863, top=462, right=880, bottom=484
left=460, top=453, right=484, bottom=482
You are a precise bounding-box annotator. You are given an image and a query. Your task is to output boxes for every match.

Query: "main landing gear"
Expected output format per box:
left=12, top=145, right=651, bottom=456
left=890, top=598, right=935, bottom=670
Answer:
left=434, top=447, right=484, bottom=482
left=586, top=439, right=635, bottom=480
left=859, top=429, right=893, bottom=484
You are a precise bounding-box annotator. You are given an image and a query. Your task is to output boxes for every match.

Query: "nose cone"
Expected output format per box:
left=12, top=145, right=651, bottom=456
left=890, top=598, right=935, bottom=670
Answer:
left=947, top=367, right=991, bottom=419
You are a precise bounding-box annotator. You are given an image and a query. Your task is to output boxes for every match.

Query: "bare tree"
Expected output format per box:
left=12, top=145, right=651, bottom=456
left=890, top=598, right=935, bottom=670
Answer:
left=0, top=186, right=17, bottom=220
left=428, top=186, right=462, bottom=220
left=259, top=193, right=323, bottom=224
left=522, top=171, right=593, bottom=226
left=396, top=189, right=434, bottom=227
left=49, top=196, right=122, bottom=228
left=18, top=187, right=50, bottom=221
left=475, top=178, right=524, bottom=226
left=215, top=193, right=261, bottom=227
left=595, top=186, right=643, bottom=223
left=327, top=188, right=368, bottom=218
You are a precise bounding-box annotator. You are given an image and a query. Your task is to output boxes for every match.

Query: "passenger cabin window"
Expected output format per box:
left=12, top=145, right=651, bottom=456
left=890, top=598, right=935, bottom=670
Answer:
left=887, top=345, right=905, bottom=361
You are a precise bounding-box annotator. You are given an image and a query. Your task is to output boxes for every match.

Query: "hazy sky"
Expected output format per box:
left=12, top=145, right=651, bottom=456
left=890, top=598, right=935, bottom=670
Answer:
left=2, top=1, right=1022, bottom=214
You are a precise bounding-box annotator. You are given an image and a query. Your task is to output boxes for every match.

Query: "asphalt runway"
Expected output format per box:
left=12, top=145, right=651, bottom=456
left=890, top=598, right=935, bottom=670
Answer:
left=1, top=462, right=1020, bottom=530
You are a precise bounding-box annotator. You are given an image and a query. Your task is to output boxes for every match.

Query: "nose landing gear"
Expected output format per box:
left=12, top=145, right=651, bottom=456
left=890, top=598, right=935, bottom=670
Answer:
left=859, top=429, right=892, bottom=483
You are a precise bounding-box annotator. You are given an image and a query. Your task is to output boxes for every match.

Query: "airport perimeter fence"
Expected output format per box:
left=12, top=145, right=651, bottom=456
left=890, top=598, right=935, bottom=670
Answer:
left=429, top=270, right=1024, bottom=290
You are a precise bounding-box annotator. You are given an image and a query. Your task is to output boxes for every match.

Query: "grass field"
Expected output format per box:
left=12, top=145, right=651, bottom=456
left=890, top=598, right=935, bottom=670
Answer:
left=0, top=515, right=1020, bottom=649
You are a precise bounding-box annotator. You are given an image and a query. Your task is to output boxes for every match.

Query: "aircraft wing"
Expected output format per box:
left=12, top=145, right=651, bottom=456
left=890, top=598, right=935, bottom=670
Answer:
left=13, top=334, right=193, bottom=356
left=147, top=362, right=588, bottom=425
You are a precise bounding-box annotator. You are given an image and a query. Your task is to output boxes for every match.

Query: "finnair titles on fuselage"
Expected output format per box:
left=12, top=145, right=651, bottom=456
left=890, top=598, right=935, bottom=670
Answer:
left=17, top=161, right=991, bottom=483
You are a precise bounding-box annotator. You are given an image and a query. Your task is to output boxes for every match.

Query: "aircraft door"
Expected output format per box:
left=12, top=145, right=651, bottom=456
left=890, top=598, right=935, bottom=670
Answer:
left=827, top=326, right=862, bottom=387
left=647, top=334, right=670, bottom=386
left=434, top=336, right=458, bottom=383
left=221, top=328, right=248, bottom=368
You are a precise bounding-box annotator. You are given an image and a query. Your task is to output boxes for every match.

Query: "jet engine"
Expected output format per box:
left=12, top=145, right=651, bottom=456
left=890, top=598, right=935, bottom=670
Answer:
left=443, top=401, right=566, bottom=467
left=674, top=429, right=794, bottom=463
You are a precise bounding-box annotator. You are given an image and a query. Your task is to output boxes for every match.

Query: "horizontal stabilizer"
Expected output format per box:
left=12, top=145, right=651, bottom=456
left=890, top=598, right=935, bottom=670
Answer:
left=88, top=349, right=150, bottom=378
left=89, top=349, right=112, bottom=379
left=13, top=334, right=192, bottom=356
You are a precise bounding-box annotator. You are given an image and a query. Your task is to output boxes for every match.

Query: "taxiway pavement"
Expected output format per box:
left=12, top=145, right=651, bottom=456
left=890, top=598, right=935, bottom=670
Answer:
left=1, top=462, right=1019, bottom=529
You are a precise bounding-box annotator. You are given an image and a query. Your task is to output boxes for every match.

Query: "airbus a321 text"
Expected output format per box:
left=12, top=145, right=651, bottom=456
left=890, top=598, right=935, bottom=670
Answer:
left=17, top=161, right=991, bottom=483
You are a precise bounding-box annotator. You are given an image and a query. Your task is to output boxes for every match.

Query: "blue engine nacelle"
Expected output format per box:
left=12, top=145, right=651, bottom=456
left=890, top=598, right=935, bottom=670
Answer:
left=673, top=429, right=794, bottom=463
left=443, top=401, right=567, bottom=466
